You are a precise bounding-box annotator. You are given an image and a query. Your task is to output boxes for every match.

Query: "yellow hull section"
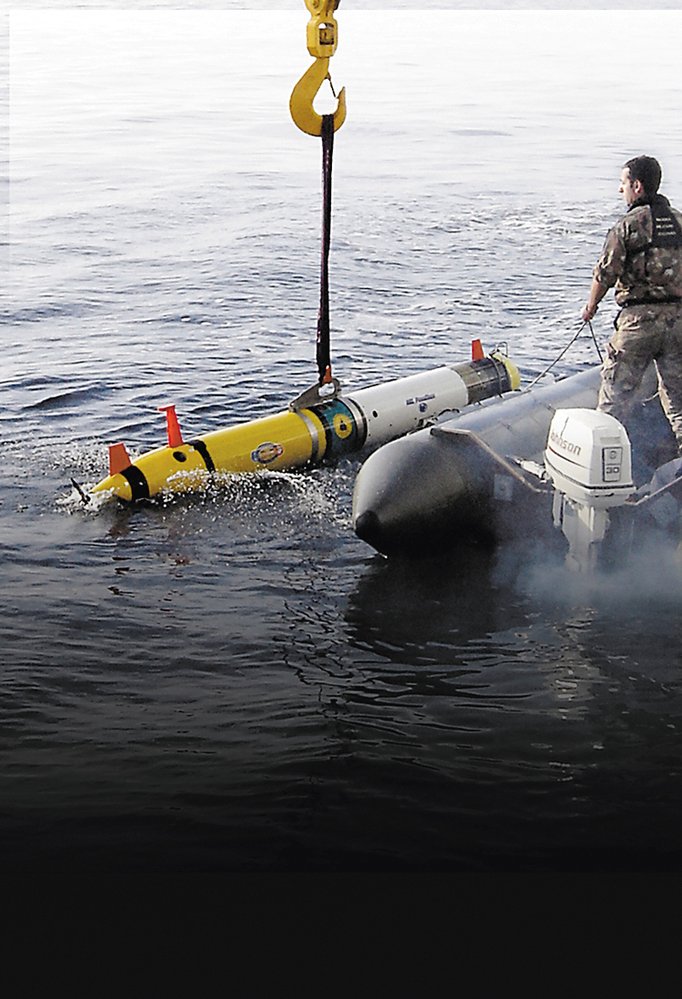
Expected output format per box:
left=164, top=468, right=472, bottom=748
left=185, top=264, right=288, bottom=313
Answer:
left=92, top=408, right=327, bottom=502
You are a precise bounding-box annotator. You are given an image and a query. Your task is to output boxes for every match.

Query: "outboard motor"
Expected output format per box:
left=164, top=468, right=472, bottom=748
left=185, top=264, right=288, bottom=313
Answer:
left=544, top=409, right=634, bottom=570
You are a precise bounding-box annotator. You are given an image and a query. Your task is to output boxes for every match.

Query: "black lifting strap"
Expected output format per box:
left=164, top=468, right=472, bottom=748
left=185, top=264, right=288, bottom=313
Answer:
left=316, top=113, right=335, bottom=385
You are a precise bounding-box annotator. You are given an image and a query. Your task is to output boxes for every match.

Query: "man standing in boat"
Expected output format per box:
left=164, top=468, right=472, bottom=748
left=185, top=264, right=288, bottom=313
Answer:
left=582, top=155, right=682, bottom=455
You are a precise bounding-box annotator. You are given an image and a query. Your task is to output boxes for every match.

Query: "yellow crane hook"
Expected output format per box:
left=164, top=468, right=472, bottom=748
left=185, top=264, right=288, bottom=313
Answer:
left=290, top=0, right=347, bottom=137
left=290, top=59, right=346, bottom=137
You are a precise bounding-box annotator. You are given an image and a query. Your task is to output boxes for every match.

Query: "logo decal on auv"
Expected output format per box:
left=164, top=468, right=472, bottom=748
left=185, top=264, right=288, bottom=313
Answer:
left=251, top=442, right=284, bottom=464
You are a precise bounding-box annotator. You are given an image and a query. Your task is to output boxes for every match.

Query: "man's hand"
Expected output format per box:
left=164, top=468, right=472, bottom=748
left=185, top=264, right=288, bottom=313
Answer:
left=581, top=301, right=598, bottom=323
left=582, top=278, right=608, bottom=324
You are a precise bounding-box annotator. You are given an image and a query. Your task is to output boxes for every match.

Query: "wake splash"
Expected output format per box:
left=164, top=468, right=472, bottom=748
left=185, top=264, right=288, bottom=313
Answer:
left=56, top=462, right=356, bottom=531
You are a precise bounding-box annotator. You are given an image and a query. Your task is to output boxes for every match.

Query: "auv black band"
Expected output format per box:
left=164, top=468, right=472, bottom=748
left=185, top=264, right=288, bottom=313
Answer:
left=121, top=465, right=150, bottom=501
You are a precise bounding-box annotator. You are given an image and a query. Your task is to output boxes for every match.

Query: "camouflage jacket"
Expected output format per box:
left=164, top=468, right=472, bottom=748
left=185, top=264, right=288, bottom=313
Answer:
left=593, top=194, right=682, bottom=306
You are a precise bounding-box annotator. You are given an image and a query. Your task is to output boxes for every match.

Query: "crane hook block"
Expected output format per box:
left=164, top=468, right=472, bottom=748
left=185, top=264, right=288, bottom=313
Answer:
left=291, top=1, right=346, bottom=136
left=305, top=0, right=339, bottom=59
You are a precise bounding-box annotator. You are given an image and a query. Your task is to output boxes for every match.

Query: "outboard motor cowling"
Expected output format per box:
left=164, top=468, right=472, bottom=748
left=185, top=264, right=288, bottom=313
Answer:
left=544, top=409, right=634, bottom=570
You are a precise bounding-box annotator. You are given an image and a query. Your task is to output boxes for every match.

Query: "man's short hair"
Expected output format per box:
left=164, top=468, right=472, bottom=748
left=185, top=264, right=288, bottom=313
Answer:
left=624, top=155, right=662, bottom=197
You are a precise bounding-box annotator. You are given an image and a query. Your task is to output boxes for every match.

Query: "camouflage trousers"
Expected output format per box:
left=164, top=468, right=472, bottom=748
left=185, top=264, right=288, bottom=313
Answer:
left=597, top=303, right=682, bottom=452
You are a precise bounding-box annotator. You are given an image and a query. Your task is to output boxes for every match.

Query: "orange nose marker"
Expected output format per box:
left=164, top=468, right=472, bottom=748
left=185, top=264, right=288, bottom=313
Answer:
left=108, top=442, right=132, bottom=476
left=158, top=405, right=184, bottom=447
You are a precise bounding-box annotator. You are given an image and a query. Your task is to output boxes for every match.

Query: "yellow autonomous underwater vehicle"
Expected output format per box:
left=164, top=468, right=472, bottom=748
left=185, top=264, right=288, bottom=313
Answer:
left=89, top=344, right=520, bottom=503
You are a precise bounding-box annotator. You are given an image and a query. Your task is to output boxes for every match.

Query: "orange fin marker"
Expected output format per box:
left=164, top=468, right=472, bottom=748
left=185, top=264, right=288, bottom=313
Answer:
left=108, top=442, right=133, bottom=476
left=471, top=338, right=485, bottom=361
left=158, top=405, right=184, bottom=448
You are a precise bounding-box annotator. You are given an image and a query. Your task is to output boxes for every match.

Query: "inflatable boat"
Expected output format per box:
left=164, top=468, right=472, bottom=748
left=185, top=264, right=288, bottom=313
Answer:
left=352, top=364, right=682, bottom=570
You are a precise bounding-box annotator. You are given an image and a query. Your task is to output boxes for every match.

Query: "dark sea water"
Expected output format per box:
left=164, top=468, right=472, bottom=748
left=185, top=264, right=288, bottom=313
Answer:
left=4, top=6, right=682, bottom=873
